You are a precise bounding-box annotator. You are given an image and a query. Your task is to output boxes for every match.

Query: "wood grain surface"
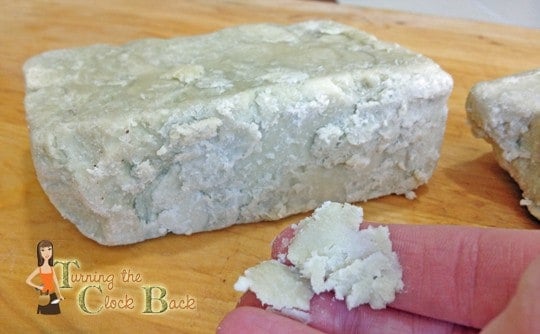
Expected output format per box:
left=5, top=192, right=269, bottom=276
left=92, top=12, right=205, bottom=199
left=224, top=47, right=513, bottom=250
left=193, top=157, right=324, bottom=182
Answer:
left=1, top=0, right=539, bottom=332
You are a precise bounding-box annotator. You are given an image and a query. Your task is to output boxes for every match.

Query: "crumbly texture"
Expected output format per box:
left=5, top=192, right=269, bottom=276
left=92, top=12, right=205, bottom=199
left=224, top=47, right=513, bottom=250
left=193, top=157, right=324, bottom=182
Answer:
left=466, top=69, right=540, bottom=219
left=234, top=202, right=404, bottom=312
left=24, top=20, right=453, bottom=245
left=234, top=260, right=313, bottom=312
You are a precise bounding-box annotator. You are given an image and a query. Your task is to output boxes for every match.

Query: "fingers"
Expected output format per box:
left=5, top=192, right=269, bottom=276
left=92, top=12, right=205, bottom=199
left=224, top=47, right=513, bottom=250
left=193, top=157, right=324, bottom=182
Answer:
left=384, top=225, right=540, bottom=328
left=480, top=255, right=540, bottom=334
left=308, top=292, right=478, bottom=334
left=271, top=223, right=540, bottom=329
left=227, top=293, right=478, bottom=334
left=218, top=306, right=324, bottom=334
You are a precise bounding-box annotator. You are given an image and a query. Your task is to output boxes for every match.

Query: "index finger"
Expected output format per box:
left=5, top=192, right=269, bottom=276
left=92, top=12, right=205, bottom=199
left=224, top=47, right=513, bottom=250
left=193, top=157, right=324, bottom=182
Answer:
left=271, top=223, right=540, bottom=329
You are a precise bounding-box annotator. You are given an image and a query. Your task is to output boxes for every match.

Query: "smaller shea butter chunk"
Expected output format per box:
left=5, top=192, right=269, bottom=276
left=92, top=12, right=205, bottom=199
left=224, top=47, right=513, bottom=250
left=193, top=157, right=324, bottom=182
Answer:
left=466, top=69, right=540, bottom=219
left=235, top=202, right=403, bottom=312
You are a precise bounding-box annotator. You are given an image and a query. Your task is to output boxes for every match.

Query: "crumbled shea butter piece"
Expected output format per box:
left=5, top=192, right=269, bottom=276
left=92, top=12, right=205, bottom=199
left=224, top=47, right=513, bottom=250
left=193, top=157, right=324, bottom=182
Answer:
left=234, top=260, right=313, bottom=311
left=234, top=202, right=404, bottom=312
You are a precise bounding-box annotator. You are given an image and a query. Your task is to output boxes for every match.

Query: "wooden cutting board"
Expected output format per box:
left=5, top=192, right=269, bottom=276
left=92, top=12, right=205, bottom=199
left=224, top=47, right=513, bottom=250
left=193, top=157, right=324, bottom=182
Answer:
left=1, top=0, right=539, bottom=332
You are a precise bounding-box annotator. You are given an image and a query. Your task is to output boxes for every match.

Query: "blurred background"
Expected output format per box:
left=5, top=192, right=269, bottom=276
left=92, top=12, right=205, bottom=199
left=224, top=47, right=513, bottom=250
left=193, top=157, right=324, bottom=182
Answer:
left=336, top=0, right=540, bottom=28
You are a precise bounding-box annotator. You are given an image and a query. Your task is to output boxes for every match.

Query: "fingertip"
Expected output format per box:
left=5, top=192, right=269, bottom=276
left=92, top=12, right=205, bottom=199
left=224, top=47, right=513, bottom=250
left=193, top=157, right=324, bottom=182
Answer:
left=481, top=255, right=540, bottom=334
left=237, top=291, right=263, bottom=308
left=218, top=306, right=323, bottom=334
left=270, top=225, right=296, bottom=261
left=217, top=307, right=251, bottom=334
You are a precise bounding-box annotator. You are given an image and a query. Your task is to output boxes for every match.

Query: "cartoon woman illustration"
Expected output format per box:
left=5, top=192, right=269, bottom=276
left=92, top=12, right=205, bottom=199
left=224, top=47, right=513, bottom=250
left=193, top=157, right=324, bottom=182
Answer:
left=26, top=240, right=64, bottom=314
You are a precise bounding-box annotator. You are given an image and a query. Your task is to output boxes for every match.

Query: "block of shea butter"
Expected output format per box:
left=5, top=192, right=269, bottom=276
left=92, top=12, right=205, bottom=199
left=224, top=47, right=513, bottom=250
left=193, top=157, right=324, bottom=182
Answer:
left=466, top=69, right=540, bottom=219
left=24, top=20, right=453, bottom=245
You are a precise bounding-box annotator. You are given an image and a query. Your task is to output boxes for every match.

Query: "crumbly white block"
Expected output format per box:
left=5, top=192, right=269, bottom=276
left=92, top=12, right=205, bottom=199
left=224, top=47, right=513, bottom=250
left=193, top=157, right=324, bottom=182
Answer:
left=466, top=69, right=540, bottom=219
left=235, top=202, right=403, bottom=312
left=24, top=20, right=453, bottom=245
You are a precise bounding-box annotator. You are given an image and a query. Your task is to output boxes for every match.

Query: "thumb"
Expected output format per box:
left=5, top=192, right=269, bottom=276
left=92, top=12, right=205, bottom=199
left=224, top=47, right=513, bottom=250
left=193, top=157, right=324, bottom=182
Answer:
left=481, top=255, right=540, bottom=334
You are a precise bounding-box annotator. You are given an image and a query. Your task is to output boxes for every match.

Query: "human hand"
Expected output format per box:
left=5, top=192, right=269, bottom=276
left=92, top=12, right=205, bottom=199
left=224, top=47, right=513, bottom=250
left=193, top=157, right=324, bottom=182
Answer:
left=219, top=223, right=540, bottom=333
